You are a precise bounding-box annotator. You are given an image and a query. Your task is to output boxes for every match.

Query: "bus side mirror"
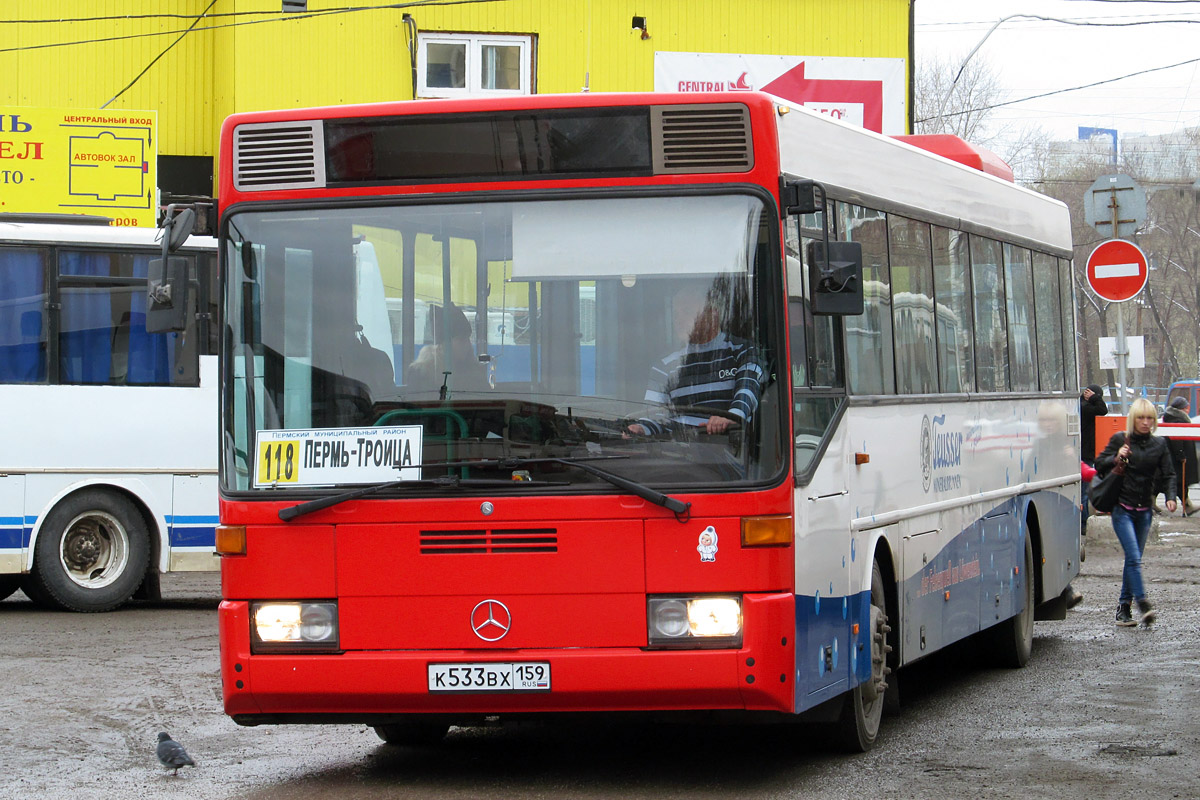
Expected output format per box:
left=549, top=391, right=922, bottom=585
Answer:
left=806, top=240, right=864, bottom=316
left=146, top=205, right=197, bottom=333
left=147, top=256, right=189, bottom=332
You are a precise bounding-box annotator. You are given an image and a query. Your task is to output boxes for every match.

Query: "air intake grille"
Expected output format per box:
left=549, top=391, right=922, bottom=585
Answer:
left=420, top=528, right=558, bottom=555
left=233, top=120, right=325, bottom=191
left=652, top=104, right=753, bottom=174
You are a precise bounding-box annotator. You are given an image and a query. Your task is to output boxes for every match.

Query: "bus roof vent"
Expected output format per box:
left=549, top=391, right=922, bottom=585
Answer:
left=651, top=104, right=753, bottom=174
left=233, top=120, right=326, bottom=191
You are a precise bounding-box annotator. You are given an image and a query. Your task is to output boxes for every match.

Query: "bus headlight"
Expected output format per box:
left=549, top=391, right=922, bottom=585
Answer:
left=250, top=601, right=339, bottom=653
left=647, top=596, right=742, bottom=649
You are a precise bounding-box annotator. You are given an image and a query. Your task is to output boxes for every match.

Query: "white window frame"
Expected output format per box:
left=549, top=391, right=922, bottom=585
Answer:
left=416, top=33, right=532, bottom=98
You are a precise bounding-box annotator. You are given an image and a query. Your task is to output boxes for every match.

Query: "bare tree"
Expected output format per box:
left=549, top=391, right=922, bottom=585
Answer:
left=1027, top=134, right=1200, bottom=395
left=914, top=54, right=1052, bottom=180
left=914, top=53, right=1005, bottom=143
left=918, top=52, right=1200, bottom=393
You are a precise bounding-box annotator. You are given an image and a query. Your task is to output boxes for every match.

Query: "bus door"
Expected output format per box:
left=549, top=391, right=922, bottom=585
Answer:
left=786, top=213, right=853, bottom=700
left=795, top=402, right=852, bottom=699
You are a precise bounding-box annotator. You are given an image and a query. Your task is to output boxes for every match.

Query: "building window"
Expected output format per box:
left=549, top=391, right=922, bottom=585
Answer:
left=417, top=33, right=532, bottom=97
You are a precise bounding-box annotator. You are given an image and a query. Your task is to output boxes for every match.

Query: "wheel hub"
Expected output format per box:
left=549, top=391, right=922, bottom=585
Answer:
left=862, top=604, right=892, bottom=703
left=57, top=510, right=129, bottom=589
left=64, top=522, right=104, bottom=570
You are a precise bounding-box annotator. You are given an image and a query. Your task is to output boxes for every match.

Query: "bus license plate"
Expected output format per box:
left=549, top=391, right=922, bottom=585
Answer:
left=428, top=662, right=551, bottom=692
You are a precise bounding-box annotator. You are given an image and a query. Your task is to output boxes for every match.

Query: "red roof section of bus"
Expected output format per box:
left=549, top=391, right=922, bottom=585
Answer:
left=891, top=134, right=1014, bottom=182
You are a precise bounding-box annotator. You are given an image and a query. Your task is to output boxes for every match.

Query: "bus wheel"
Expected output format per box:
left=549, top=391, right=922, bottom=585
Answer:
left=26, top=490, right=150, bottom=613
left=986, top=533, right=1035, bottom=668
left=0, top=575, right=22, bottom=602
left=833, top=559, right=891, bottom=752
left=373, top=722, right=450, bottom=746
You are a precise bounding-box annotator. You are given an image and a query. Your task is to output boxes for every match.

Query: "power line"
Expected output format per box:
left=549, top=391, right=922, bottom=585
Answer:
left=987, top=13, right=1200, bottom=26
left=918, top=13, right=1200, bottom=30
left=1060, top=0, right=1200, bottom=4
left=0, top=0, right=502, bottom=55
left=0, top=10, right=279, bottom=24
left=917, top=56, right=1200, bottom=124
left=101, top=0, right=219, bottom=109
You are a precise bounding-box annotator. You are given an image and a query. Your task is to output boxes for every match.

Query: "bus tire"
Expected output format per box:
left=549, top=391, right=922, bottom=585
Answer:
left=25, top=489, right=151, bottom=613
left=373, top=722, right=450, bottom=746
left=832, top=559, right=890, bottom=752
left=0, top=575, right=22, bottom=602
left=986, top=533, right=1035, bottom=668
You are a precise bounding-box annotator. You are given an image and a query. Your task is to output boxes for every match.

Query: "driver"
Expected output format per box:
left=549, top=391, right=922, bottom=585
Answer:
left=627, top=281, right=765, bottom=437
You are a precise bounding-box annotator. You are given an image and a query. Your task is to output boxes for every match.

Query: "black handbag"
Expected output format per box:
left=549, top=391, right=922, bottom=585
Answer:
left=1089, top=469, right=1124, bottom=513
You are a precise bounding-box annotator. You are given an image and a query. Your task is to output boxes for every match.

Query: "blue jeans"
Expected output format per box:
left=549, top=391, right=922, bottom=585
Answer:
left=1111, top=505, right=1151, bottom=603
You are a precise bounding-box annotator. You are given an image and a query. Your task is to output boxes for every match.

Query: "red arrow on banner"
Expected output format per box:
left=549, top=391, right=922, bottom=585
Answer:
left=761, top=62, right=884, bottom=132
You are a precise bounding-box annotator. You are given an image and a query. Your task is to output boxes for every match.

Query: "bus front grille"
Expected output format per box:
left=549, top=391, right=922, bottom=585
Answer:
left=419, top=528, right=558, bottom=554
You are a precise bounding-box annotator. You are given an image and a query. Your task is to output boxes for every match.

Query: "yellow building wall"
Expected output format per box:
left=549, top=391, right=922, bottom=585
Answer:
left=1, top=1, right=911, bottom=195
left=0, top=0, right=215, bottom=159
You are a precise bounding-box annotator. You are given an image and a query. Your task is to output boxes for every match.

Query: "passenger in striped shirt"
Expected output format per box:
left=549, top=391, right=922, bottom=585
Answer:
left=627, top=282, right=766, bottom=437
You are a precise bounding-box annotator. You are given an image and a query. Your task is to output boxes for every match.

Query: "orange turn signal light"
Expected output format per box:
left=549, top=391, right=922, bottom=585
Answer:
left=215, top=525, right=247, bottom=556
left=854, top=452, right=870, bottom=465
left=741, top=515, right=793, bottom=547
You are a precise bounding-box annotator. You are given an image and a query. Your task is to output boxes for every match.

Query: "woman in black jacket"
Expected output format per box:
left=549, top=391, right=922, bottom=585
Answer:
left=1095, top=398, right=1177, bottom=627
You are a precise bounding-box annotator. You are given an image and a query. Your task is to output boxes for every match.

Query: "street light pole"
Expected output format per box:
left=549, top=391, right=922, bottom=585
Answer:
left=930, top=14, right=1025, bottom=133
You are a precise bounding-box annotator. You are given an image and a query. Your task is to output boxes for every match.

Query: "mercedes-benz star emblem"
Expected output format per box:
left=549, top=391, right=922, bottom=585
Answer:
left=470, top=599, right=512, bottom=642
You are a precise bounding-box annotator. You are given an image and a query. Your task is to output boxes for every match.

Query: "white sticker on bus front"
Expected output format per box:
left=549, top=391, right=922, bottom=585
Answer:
left=253, top=426, right=423, bottom=487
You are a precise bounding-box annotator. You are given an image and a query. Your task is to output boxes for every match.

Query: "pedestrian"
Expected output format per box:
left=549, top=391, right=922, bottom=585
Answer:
left=1080, top=384, right=1108, bottom=467
left=1065, top=459, right=1099, bottom=610
left=1161, top=397, right=1197, bottom=515
left=1071, top=383, right=1108, bottom=609
left=1094, top=397, right=1177, bottom=626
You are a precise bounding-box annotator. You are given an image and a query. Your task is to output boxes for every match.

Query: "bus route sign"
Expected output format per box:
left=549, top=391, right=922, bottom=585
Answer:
left=1085, top=239, right=1148, bottom=303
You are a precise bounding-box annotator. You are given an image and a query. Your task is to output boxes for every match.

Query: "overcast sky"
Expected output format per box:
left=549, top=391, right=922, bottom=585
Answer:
left=914, top=0, right=1200, bottom=142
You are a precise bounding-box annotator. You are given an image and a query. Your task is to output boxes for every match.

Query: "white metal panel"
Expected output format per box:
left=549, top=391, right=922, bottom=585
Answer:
left=775, top=102, right=1073, bottom=256
left=0, top=475, right=25, bottom=573
left=168, top=473, right=219, bottom=572
left=4, top=356, right=218, bottom=474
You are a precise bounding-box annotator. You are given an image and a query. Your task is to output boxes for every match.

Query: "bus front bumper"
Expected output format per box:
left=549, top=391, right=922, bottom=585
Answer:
left=219, top=594, right=797, bottom=722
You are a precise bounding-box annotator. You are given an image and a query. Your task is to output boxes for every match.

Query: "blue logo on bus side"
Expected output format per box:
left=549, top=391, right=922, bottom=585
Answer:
left=922, top=414, right=964, bottom=493
left=920, top=415, right=933, bottom=492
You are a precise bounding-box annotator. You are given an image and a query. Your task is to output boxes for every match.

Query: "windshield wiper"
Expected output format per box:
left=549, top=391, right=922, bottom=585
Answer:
left=278, top=475, right=566, bottom=521
left=428, top=455, right=692, bottom=518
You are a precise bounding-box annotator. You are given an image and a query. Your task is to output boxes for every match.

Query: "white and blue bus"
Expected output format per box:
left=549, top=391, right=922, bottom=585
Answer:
left=0, top=214, right=218, bottom=611
left=213, top=93, right=1079, bottom=750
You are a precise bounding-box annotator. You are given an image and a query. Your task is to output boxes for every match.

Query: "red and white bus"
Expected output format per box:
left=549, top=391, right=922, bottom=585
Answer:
left=214, top=92, right=1079, bottom=751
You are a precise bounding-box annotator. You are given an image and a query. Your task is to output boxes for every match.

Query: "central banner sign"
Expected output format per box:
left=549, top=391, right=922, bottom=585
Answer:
left=654, top=52, right=906, bottom=135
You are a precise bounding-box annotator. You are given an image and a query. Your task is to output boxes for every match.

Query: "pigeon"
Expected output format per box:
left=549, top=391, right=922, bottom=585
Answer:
left=156, top=731, right=195, bottom=775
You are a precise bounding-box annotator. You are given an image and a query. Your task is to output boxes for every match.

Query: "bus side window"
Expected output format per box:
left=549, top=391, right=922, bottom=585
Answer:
left=0, top=248, right=48, bottom=383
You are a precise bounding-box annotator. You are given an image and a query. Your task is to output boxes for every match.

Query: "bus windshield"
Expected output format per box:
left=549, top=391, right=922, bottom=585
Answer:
left=223, top=192, right=786, bottom=494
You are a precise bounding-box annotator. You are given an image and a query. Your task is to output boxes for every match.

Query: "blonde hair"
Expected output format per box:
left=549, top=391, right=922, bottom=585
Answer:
left=1125, top=397, right=1158, bottom=436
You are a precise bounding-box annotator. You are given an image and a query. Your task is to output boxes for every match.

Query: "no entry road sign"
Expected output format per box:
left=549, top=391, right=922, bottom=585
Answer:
left=1086, top=239, right=1148, bottom=302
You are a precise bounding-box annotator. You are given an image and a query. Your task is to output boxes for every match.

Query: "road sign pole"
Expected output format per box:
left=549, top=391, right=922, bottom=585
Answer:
left=1111, top=202, right=1129, bottom=414
left=1084, top=230, right=1149, bottom=416
left=1114, top=307, right=1128, bottom=414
